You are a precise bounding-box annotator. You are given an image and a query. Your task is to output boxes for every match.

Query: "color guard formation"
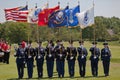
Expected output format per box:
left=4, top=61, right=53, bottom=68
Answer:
left=13, top=40, right=111, bottom=79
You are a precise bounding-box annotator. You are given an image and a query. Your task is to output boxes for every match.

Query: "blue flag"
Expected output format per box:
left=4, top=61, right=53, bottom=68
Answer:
left=48, top=6, right=69, bottom=28
left=66, top=5, right=80, bottom=27
left=19, top=5, right=28, bottom=11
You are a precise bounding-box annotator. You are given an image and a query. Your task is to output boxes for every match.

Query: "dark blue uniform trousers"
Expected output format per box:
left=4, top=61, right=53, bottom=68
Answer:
left=103, top=60, right=110, bottom=75
left=26, top=58, right=33, bottom=78
left=16, top=58, right=24, bottom=78
left=36, top=59, right=44, bottom=78
left=46, top=60, right=54, bottom=77
left=3, top=52, right=10, bottom=64
left=57, top=60, right=65, bottom=77
left=68, top=60, right=75, bottom=77
left=78, top=58, right=86, bottom=77
left=91, top=59, right=99, bottom=76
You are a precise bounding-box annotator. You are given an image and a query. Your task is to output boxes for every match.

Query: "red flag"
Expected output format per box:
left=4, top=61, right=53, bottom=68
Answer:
left=38, top=5, right=60, bottom=26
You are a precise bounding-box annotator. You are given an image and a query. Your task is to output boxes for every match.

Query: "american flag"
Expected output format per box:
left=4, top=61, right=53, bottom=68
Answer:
left=4, top=5, right=28, bottom=22
left=13, top=10, right=28, bottom=22
left=4, top=7, right=19, bottom=21
left=13, top=5, right=28, bottom=22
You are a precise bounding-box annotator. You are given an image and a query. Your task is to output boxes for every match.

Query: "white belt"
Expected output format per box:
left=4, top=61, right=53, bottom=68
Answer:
left=81, top=55, right=85, bottom=59
left=70, top=56, right=74, bottom=60
left=94, top=56, right=97, bottom=59
left=28, top=56, right=32, bottom=58
left=49, top=54, right=52, bottom=57
left=59, top=54, right=62, bottom=57
left=38, top=56, right=41, bottom=59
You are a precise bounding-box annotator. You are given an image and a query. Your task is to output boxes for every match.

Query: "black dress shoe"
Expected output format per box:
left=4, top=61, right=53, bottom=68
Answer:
left=81, top=75, right=85, bottom=77
left=70, top=75, right=74, bottom=78
left=48, top=76, right=52, bottom=78
left=28, top=77, right=32, bottom=79
left=105, top=74, right=109, bottom=76
left=18, top=77, right=22, bottom=79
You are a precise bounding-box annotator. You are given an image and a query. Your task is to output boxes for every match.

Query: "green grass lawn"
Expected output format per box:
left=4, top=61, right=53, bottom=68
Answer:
left=0, top=41, right=120, bottom=80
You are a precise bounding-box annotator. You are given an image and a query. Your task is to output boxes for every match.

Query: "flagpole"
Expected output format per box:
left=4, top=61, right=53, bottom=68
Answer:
left=34, top=0, right=39, bottom=53
left=57, top=1, right=60, bottom=41
left=93, top=0, right=96, bottom=56
left=36, top=24, right=40, bottom=55
left=27, top=34, right=30, bottom=56
left=80, top=28, right=82, bottom=43
left=77, top=0, right=82, bottom=42
left=28, top=23, right=31, bottom=56
left=26, top=1, right=28, bottom=6
left=35, top=3, right=37, bottom=8
left=47, top=0, right=49, bottom=9
left=78, top=0, right=84, bottom=56
left=93, top=0, right=95, bottom=44
left=67, top=1, right=73, bottom=55
left=47, top=0, right=49, bottom=41
left=36, top=25, right=39, bottom=43
left=78, top=0, right=80, bottom=5
left=70, top=28, right=72, bottom=41
left=58, top=27, right=60, bottom=40
left=52, top=2, right=60, bottom=42
left=93, top=25, right=96, bottom=43
left=27, top=2, right=33, bottom=51
left=66, top=2, right=72, bottom=55
left=66, top=2, right=71, bottom=42
left=57, top=2, right=60, bottom=41
left=69, top=27, right=73, bottom=55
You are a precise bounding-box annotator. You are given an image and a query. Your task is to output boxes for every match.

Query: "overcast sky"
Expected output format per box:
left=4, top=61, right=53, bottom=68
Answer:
left=0, top=0, right=120, bottom=23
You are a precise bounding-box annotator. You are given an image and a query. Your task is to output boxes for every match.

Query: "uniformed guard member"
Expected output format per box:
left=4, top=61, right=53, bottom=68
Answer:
left=14, top=43, right=25, bottom=79
left=1, top=40, right=6, bottom=63
left=66, top=40, right=77, bottom=77
left=0, top=39, right=4, bottom=62
left=45, top=40, right=55, bottom=78
left=54, top=40, right=60, bottom=72
left=25, top=41, right=35, bottom=78
left=56, top=41, right=66, bottom=78
left=101, top=42, right=111, bottom=76
left=77, top=41, right=88, bottom=77
left=21, top=40, right=27, bottom=68
left=35, top=41, right=45, bottom=78
left=89, top=42, right=100, bottom=77
left=3, top=42, right=11, bottom=64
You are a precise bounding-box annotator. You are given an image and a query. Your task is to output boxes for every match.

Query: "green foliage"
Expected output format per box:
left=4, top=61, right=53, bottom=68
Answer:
left=0, top=22, right=32, bottom=43
left=0, top=16, right=120, bottom=43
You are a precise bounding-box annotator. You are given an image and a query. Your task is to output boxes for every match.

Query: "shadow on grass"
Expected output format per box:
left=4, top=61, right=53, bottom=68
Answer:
left=7, top=75, right=106, bottom=80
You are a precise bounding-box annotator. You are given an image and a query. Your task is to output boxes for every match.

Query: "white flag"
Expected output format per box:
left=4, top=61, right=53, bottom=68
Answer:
left=27, top=8, right=41, bottom=23
left=76, top=6, right=94, bottom=29
left=27, top=3, right=48, bottom=23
